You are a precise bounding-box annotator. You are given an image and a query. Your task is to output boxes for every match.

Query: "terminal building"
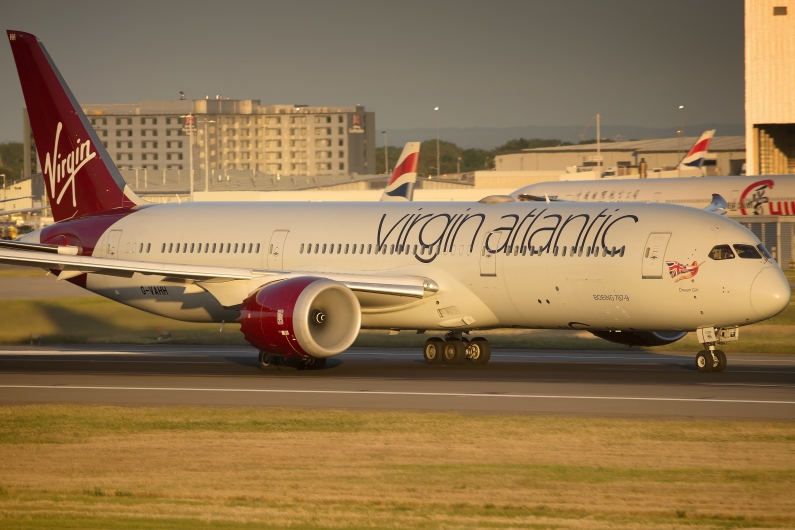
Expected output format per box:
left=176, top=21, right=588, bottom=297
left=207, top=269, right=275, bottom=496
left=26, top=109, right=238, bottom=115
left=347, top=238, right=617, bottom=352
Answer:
left=23, top=98, right=376, bottom=179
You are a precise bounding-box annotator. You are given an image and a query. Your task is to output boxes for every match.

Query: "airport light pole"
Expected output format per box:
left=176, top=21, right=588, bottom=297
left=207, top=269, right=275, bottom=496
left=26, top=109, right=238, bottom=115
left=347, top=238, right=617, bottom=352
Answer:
left=677, top=105, right=684, bottom=177
left=203, top=118, right=215, bottom=192
left=382, top=131, right=388, bottom=174
left=434, top=107, right=440, bottom=179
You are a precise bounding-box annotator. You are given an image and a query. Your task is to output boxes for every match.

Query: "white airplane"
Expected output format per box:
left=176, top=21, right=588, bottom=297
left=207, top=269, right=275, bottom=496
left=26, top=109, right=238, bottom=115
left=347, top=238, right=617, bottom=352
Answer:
left=1, top=30, right=790, bottom=374
left=514, top=175, right=795, bottom=217
left=380, top=143, right=419, bottom=201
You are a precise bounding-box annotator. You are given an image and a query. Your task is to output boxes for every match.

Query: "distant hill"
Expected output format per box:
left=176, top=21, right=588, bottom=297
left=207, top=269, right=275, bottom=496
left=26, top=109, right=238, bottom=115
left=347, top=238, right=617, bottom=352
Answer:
left=381, top=123, right=744, bottom=150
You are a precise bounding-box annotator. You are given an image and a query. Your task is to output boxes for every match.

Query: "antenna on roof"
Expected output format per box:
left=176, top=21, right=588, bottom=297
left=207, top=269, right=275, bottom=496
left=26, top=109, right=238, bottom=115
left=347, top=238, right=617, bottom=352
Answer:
left=179, top=91, right=185, bottom=100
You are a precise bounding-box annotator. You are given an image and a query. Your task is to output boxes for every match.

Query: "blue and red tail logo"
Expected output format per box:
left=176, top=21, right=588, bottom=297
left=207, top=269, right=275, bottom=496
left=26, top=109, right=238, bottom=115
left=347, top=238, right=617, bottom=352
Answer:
left=677, top=130, right=715, bottom=169
left=381, top=142, right=420, bottom=202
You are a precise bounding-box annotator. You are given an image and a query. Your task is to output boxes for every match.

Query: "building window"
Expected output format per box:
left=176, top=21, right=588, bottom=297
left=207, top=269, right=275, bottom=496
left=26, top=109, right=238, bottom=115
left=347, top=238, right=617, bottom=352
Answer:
left=339, top=162, right=345, bottom=170
left=774, top=6, right=787, bottom=15
left=338, top=139, right=344, bottom=146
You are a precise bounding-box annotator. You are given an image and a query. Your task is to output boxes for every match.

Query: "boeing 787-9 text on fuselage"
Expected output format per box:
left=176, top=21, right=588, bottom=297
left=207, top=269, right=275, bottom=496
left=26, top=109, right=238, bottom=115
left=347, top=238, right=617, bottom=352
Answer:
left=1, top=30, right=790, bottom=372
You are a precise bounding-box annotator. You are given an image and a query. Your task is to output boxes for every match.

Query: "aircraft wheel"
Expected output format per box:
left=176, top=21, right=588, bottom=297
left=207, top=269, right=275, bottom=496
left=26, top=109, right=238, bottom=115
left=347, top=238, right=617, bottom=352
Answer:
left=443, top=340, right=464, bottom=364
left=712, top=350, right=727, bottom=372
left=301, top=357, right=327, bottom=370
left=276, top=355, right=300, bottom=371
left=469, top=337, right=491, bottom=365
left=258, top=351, right=278, bottom=371
left=423, top=338, right=444, bottom=364
left=695, top=351, right=713, bottom=373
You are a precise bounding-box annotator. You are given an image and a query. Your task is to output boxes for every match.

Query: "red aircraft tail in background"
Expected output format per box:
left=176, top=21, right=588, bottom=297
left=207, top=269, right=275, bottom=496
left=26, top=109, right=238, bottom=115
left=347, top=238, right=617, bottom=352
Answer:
left=7, top=30, right=145, bottom=222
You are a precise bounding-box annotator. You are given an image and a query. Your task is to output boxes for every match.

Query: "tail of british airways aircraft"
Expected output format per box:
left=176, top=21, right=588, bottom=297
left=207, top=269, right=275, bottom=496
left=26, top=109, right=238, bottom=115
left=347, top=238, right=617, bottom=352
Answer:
left=380, top=142, right=420, bottom=201
left=7, top=30, right=146, bottom=222
left=676, top=129, right=715, bottom=170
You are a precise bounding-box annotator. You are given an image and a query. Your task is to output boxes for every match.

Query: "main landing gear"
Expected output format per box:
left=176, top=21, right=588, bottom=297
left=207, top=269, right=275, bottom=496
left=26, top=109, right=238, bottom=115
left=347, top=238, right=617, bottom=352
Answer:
left=423, top=332, right=491, bottom=365
left=694, top=327, right=732, bottom=373
left=258, top=351, right=326, bottom=371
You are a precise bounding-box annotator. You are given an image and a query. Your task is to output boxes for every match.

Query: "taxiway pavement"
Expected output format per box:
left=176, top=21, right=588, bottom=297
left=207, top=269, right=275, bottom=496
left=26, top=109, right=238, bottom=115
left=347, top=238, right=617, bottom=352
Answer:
left=1, top=345, right=794, bottom=419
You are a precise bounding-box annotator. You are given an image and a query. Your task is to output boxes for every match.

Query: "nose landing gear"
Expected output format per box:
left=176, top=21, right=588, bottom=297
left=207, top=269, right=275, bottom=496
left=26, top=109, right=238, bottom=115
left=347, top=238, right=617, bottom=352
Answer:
left=695, top=327, right=731, bottom=373
left=423, top=332, right=492, bottom=365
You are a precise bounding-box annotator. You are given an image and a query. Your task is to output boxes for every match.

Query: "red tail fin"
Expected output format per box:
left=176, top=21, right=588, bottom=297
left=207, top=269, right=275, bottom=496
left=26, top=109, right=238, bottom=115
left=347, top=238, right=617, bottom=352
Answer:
left=7, top=30, right=145, bottom=221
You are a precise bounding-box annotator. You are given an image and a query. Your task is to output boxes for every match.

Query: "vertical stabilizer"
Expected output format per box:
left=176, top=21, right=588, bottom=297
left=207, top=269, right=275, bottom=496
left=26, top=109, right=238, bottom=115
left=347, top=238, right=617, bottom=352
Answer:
left=7, top=30, right=146, bottom=222
left=381, top=142, right=420, bottom=201
left=676, top=130, right=715, bottom=170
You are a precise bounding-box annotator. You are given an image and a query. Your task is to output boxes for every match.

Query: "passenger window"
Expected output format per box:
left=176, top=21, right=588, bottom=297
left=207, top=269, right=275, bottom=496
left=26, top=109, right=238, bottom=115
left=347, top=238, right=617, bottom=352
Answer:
left=256, top=243, right=261, bottom=253
left=345, top=244, right=349, bottom=254
left=176, top=243, right=180, bottom=253
left=337, top=244, right=342, bottom=254
left=147, top=243, right=151, bottom=253
left=390, top=244, right=394, bottom=254
left=190, top=243, right=195, bottom=253
left=709, top=245, right=734, bottom=260
left=234, top=243, right=238, bottom=253
left=367, top=244, right=372, bottom=254
left=322, top=244, right=327, bottom=254
left=313, top=244, right=318, bottom=253
left=161, top=243, right=166, bottom=253
left=169, top=243, right=173, bottom=253
left=226, top=243, right=231, bottom=253
left=205, top=243, right=209, bottom=253
left=248, top=243, right=253, bottom=253
left=212, top=243, right=216, bottom=253
left=183, top=243, right=188, bottom=253
left=300, top=244, right=305, bottom=254
left=734, top=244, right=762, bottom=259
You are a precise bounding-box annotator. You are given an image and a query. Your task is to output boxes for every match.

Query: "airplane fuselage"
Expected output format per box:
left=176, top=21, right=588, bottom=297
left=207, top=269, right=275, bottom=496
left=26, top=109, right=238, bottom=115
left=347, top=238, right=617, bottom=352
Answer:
left=514, top=175, right=795, bottom=217
left=25, top=200, right=784, bottom=333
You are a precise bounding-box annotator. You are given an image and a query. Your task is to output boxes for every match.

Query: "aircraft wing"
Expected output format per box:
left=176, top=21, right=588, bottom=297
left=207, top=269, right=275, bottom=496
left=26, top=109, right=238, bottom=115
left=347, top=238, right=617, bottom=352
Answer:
left=0, top=246, right=437, bottom=307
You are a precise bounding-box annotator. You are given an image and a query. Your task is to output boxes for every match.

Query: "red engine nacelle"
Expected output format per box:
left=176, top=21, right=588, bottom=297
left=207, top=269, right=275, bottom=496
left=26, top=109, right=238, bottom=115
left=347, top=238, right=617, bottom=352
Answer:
left=239, top=276, right=361, bottom=358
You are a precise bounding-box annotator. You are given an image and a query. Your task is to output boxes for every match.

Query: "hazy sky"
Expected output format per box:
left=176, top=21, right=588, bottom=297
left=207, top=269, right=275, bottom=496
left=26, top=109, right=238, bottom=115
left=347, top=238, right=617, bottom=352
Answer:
left=1, top=0, right=744, bottom=143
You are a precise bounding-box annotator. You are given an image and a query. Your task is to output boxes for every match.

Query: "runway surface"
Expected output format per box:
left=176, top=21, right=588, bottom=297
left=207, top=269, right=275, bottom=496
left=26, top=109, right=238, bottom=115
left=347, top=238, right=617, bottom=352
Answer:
left=1, top=345, right=794, bottom=419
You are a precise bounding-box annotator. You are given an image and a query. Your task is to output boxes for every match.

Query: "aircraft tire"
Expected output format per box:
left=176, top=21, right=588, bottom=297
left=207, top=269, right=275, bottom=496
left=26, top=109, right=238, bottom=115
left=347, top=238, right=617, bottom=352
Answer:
left=301, top=357, right=327, bottom=370
left=469, top=338, right=491, bottom=365
left=712, top=350, right=727, bottom=372
left=695, top=351, right=713, bottom=373
left=276, top=355, right=300, bottom=371
left=423, top=338, right=444, bottom=364
left=258, top=351, right=279, bottom=371
left=442, top=340, right=464, bottom=364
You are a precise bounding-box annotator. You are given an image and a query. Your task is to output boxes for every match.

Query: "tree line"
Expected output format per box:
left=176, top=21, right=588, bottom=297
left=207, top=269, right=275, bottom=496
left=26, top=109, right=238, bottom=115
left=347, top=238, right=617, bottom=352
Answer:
left=375, top=137, right=613, bottom=176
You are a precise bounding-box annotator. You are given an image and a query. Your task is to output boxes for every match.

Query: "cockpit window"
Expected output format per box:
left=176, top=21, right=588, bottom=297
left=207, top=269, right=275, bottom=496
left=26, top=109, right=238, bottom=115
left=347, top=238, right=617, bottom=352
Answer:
left=708, top=245, right=734, bottom=260
left=733, top=244, right=762, bottom=259
left=757, top=244, right=774, bottom=260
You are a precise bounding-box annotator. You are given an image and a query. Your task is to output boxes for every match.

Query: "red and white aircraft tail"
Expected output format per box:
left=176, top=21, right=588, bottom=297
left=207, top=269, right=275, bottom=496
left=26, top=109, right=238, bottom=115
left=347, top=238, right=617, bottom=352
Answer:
left=676, top=129, right=715, bottom=170
left=380, top=142, right=420, bottom=202
left=7, top=30, right=145, bottom=222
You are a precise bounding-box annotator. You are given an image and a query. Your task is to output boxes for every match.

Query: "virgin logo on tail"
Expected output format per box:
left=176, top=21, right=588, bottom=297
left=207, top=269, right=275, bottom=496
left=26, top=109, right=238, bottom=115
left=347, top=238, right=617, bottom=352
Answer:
left=43, top=122, right=96, bottom=207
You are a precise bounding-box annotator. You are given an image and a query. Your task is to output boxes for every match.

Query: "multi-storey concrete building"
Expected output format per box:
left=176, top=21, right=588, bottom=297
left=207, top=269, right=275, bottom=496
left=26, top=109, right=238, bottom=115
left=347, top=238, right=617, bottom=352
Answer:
left=745, top=0, right=795, bottom=175
left=23, top=98, right=376, bottom=178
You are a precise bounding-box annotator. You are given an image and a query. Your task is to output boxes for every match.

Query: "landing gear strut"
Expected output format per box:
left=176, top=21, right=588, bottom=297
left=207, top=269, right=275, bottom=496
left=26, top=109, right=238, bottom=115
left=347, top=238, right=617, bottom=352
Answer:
left=695, top=327, right=730, bottom=373
left=423, top=332, right=491, bottom=365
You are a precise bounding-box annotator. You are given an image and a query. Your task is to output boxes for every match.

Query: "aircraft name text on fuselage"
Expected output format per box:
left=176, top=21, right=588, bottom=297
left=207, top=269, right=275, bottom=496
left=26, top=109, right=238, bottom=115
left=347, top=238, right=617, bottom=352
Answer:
left=376, top=206, right=639, bottom=263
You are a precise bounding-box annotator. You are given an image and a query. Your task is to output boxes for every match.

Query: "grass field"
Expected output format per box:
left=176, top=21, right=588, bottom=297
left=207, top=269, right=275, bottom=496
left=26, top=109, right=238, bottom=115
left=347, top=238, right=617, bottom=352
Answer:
left=0, top=405, right=793, bottom=529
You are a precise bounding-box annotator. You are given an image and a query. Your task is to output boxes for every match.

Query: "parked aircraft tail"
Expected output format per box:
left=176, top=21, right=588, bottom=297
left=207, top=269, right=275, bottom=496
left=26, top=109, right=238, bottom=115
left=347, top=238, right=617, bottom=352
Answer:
left=676, top=129, right=715, bottom=170
left=7, top=30, right=146, bottom=222
left=380, top=142, right=420, bottom=201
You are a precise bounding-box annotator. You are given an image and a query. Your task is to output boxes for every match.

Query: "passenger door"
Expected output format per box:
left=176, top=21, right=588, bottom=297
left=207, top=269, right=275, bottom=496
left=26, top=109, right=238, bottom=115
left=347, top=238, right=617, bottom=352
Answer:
left=480, top=230, right=503, bottom=276
left=106, top=230, right=122, bottom=259
left=267, top=230, right=289, bottom=269
left=641, top=232, right=671, bottom=279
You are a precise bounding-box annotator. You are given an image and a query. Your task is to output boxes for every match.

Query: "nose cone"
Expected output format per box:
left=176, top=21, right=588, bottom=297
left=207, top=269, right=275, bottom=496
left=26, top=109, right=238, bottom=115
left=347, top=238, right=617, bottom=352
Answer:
left=750, top=267, right=791, bottom=319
